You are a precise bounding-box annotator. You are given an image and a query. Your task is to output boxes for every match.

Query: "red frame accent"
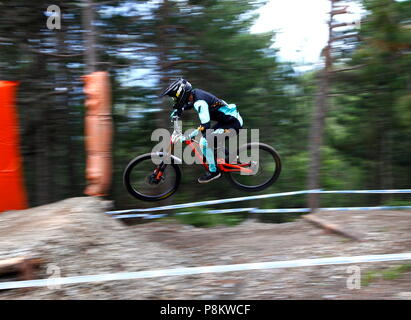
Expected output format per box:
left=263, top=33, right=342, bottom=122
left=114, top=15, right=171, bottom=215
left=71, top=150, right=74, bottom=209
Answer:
left=184, top=140, right=253, bottom=174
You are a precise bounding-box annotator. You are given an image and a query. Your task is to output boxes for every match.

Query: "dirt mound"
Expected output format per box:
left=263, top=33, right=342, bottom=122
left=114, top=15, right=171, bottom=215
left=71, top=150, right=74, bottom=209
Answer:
left=1, top=198, right=411, bottom=299
left=0, top=197, right=189, bottom=299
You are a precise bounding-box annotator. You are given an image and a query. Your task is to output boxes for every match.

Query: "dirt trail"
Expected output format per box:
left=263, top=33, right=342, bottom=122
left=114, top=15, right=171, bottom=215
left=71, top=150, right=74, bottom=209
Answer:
left=1, top=197, right=411, bottom=299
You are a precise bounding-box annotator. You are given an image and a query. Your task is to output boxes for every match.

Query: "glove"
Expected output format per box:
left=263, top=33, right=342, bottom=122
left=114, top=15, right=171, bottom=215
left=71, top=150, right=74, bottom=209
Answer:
left=170, top=109, right=178, bottom=119
left=180, top=130, right=198, bottom=143
left=170, top=108, right=183, bottom=119
left=188, top=128, right=200, bottom=139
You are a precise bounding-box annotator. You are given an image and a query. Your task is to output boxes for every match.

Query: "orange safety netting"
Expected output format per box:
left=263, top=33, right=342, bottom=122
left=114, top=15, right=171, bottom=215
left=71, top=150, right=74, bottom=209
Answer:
left=0, top=81, right=28, bottom=212
left=82, top=71, right=113, bottom=197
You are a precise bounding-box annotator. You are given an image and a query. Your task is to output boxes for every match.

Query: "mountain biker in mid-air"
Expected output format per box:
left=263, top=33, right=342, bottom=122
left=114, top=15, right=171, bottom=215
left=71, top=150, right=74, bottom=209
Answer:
left=160, top=78, right=244, bottom=184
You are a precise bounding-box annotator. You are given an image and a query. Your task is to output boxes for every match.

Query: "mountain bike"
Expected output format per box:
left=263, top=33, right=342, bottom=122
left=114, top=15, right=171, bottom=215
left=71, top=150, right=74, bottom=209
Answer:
left=124, top=116, right=281, bottom=201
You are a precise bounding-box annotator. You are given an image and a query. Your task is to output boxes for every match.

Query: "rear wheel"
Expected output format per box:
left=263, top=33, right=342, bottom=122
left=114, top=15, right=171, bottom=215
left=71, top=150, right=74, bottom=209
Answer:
left=123, top=153, right=181, bottom=201
left=226, top=143, right=281, bottom=192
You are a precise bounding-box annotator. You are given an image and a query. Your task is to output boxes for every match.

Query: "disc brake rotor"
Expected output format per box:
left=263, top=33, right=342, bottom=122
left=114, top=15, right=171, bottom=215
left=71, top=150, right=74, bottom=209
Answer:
left=146, top=172, right=166, bottom=185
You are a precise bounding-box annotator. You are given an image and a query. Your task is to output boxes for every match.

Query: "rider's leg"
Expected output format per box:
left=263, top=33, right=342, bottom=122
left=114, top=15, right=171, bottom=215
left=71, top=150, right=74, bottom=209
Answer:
left=197, top=119, right=242, bottom=184
left=202, top=128, right=234, bottom=168
left=211, top=119, right=242, bottom=163
left=198, top=135, right=221, bottom=183
left=200, top=136, right=217, bottom=172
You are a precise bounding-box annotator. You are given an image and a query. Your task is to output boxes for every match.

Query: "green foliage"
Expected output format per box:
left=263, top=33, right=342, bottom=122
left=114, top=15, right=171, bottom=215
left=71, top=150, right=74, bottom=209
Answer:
left=396, top=94, right=411, bottom=130
left=382, top=199, right=411, bottom=206
left=1, top=0, right=411, bottom=216
left=173, top=208, right=245, bottom=228
left=329, top=0, right=411, bottom=203
left=362, top=264, right=411, bottom=287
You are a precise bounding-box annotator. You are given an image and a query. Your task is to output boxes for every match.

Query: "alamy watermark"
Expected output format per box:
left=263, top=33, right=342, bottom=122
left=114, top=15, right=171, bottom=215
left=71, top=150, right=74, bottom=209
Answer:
left=46, top=264, right=62, bottom=290
left=346, top=265, right=361, bottom=290
left=46, top=5, right=61, bottom=30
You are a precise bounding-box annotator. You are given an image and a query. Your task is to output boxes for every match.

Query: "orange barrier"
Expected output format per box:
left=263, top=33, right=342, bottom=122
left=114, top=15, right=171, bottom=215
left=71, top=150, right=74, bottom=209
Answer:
left=0, top=81, right=28, bottom=212
left=82, top=72, right=113, bottom=196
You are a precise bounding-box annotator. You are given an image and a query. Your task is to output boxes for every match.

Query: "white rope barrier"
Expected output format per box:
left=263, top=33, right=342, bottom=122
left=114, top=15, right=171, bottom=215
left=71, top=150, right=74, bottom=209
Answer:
left=1, top=253, right=411, bottom=290
left=107, top=189, right=411, bottom=215
left=112, top=205, right=411, bottom=220
left=106, top=189, right=319, bottom=214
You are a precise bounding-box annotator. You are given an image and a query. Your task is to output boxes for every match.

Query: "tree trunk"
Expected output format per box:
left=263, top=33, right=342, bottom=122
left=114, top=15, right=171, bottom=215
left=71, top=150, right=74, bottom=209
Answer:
left=307, top=69, right=330, bottom=211
left=56, top=29, right=77, bottom=197
left=32, top=54, right=52, bottom=206
left=379, top=127, right=393, bottom=203
left=307, top=0, right=335, bottom=212
left=156, top=0, right=175, bottom=206
left=82, top=0, right=97, bottom=74
left=35, top=124, right=50, bottom=205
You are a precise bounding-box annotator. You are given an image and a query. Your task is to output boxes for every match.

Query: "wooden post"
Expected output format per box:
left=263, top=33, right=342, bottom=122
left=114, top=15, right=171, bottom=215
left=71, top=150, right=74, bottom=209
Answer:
left=83, top=72, right=113, bottom=197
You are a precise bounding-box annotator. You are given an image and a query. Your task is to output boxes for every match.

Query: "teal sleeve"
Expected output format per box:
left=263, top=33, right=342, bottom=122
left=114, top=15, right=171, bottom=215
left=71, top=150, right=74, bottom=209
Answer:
left=193, top=100, right=210, bottom=126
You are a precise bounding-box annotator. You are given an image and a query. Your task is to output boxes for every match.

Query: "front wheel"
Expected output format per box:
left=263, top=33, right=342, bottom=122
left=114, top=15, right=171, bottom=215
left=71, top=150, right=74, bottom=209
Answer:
left=123, top=153, right=181, bottom=202
left=226, top=142, right=281, bottom=192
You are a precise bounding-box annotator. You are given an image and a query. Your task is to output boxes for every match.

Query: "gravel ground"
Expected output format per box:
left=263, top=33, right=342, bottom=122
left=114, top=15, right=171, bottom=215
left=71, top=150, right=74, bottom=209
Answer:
left=1, top=197, right=411, bottom=299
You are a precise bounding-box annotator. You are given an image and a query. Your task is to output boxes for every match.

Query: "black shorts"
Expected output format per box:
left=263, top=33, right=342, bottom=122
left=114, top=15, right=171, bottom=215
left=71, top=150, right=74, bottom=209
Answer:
left=212, top=118, right=242, bottom=133
left=204, top=118, right=242, bottom=154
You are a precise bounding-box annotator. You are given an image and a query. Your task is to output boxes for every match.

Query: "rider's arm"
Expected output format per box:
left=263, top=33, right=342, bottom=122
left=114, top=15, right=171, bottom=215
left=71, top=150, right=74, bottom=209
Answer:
left=193, top=100, right=211, bottom=133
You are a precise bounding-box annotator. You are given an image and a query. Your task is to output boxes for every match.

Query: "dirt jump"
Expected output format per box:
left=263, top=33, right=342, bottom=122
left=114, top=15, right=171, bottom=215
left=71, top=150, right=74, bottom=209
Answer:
left=1, top=197, right=411, bottom=299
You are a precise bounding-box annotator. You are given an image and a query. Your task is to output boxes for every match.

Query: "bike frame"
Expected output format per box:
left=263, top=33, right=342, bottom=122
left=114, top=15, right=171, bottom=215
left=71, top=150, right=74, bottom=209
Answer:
left=153, top=116, right=253, bottom=180
left=183, top=139, right=253, bottom=174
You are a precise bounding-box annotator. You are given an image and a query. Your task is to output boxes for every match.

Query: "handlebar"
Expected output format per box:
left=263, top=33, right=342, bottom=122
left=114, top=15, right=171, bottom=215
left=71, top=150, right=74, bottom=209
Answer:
left=171, top=115, right=181, bottom=131
left=170, top=115, right=196, bottom=142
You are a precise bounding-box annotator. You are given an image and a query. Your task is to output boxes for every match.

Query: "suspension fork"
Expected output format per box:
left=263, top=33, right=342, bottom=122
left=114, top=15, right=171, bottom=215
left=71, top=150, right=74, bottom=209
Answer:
left=154, top=142, right=174, bottom=180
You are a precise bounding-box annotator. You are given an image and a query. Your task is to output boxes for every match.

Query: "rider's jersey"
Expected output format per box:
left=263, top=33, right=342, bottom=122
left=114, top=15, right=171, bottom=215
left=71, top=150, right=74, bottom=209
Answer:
left=191, top=89, right=243, bottom=129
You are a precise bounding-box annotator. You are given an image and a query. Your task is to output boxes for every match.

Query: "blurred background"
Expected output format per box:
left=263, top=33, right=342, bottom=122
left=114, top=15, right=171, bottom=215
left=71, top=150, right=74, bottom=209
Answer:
left=1, top=0, right=411, bottom=223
